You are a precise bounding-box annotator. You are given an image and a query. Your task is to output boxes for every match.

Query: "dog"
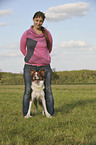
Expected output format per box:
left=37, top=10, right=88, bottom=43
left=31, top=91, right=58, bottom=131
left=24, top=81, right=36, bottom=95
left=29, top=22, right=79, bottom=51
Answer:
left=25, top=69, right=52, bottom=118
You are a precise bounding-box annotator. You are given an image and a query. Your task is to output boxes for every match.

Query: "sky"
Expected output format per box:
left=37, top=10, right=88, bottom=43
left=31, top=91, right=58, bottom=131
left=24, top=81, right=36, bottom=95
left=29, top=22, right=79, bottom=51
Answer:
left=0, top=0, right=96, bottom=73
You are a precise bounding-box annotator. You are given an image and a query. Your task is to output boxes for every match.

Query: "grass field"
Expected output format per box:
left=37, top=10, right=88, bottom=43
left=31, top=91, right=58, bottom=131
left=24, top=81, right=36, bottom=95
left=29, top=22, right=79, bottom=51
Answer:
left=0, top=85, right=96, bottom=145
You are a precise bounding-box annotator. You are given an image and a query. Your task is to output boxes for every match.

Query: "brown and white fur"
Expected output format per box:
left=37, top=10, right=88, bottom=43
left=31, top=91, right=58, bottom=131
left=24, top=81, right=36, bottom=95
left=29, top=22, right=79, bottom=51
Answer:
left=25, top=69, right=52, bottom=118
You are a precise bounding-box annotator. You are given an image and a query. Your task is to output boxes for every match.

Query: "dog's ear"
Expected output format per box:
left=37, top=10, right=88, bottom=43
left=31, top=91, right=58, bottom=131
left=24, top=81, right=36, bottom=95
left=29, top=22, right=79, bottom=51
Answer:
left=30, top=69, right=36, bottom=76
left=40, top=69, right=45, bottom=77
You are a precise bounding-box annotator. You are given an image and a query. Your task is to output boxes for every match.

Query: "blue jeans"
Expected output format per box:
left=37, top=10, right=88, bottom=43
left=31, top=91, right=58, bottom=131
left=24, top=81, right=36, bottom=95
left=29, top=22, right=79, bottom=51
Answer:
left=23, top=64, right=54, bottom=116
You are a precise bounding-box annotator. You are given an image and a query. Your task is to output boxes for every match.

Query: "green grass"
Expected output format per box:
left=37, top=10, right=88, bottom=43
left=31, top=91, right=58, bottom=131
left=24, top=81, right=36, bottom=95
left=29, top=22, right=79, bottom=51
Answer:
left=0, top=85, right=96, bottom=145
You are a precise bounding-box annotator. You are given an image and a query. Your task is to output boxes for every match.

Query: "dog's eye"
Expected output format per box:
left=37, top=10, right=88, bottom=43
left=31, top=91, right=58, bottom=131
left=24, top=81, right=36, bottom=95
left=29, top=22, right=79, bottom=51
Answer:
left=37, top=74, right=40, bottom=77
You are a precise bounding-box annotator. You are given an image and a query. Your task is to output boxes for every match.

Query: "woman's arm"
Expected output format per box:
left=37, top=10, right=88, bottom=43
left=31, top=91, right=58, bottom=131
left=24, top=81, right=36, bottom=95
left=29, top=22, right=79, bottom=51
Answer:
left=20, top=31, right=27, bottom=56
left=47, top=31, right=53, bottom=53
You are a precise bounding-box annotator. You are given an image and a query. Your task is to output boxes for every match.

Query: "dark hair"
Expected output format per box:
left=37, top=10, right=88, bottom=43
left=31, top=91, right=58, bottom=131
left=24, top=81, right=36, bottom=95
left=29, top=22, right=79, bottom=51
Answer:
left=33, top=11, right=49, bottom=49
left=33, top=11, right=45, bottom=21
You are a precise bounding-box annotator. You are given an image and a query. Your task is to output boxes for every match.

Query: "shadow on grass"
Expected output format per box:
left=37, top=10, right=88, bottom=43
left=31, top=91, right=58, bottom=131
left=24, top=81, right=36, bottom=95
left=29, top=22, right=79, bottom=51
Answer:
left=55, top=98, right=96, bottom=114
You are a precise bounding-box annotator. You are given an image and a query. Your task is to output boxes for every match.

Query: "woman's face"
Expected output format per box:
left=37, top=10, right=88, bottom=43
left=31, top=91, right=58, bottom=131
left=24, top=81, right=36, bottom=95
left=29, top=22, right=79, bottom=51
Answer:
left=33, top=17, right=44, bottom=29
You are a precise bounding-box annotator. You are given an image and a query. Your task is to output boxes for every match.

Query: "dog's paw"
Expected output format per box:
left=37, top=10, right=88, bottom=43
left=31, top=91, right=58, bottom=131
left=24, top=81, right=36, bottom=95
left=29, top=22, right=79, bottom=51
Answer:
left=46, top=113, right=52, bottom=118
left=24, top=114, right=32, bottom=118
left=42, top=110, right=45, bottom=115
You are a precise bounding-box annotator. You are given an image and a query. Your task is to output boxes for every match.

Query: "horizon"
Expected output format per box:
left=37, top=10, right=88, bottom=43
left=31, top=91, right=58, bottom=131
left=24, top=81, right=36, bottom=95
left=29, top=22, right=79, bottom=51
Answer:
left=1, top=68, right=96, bottom=74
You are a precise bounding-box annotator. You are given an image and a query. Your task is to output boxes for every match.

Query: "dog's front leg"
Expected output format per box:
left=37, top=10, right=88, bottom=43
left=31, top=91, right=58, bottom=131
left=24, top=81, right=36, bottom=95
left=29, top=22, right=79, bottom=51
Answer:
left=42, top=95, right=52, bottom=118
left=27, top=97, right=33, bottom=117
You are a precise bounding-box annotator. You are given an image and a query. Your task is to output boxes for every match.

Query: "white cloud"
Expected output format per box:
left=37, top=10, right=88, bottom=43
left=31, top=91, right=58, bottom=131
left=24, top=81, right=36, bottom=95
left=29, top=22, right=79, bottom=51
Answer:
left=0, top=9, right=13, bottom=26
left=0, top=22, right=11, bottom=26
left=0, top=42, right=21, bottom=57
left=45, top=2, right=90, bottom=21
left=0, top=43, right=19, bottom=49
left=51, top=40, right=96, bottom=71
left=0, top=52, right=21, bottom=57
left=59, top=40, right=88, bottom=48
left=54, top=40, right=96, bottom=51
left=0, top=9, right=12, bottom=17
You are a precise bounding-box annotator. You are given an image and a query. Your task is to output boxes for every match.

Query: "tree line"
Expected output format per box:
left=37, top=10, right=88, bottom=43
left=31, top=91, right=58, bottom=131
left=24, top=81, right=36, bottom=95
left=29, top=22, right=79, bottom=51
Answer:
left=0, top=69, right=96, bottom=85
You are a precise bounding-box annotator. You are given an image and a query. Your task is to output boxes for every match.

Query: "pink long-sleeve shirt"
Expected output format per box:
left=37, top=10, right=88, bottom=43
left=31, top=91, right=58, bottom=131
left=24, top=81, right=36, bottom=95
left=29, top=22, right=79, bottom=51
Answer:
left=20, top=26, right=53, bottom=66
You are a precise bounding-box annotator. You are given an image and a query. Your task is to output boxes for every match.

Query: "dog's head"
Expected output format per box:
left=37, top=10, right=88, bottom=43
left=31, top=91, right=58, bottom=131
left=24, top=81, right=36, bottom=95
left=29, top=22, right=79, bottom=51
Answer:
left=30, top=69, right=45, bottom=82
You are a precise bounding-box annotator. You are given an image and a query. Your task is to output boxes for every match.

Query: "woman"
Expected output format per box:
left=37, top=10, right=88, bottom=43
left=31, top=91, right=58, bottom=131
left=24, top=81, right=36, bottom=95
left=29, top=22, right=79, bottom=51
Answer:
left=20, top=11, right=54, bottom=118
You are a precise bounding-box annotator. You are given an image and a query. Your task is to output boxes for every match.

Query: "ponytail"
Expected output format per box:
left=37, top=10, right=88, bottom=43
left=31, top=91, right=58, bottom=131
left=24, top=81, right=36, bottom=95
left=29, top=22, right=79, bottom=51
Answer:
left=41, top=27, right=49, bottom=49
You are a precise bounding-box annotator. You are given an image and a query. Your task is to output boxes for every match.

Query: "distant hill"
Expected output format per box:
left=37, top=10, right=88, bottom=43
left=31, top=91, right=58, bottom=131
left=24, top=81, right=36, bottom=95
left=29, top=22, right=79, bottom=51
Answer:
left=0, top=69, right=96, bottom=85
left=0, top=72, right=24, bottom=85
left=54, top=70, right=96, bottom=84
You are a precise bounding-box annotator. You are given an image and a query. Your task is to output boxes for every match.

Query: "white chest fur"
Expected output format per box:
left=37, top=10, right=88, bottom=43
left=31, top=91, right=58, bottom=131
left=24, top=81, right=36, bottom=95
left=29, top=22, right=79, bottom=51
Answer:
left=31, top=80, right=44, bottom=99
